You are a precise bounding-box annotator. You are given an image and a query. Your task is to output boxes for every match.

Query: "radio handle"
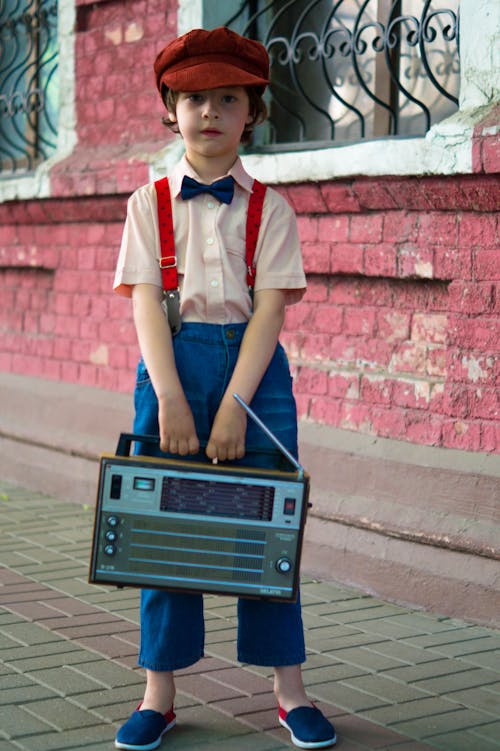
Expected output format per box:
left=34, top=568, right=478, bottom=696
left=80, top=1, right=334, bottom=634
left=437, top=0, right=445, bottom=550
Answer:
left=115, top=433, right=160, bottom=457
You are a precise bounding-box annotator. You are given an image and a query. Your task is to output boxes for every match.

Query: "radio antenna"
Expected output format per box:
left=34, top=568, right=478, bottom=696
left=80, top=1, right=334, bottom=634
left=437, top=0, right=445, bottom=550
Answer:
left=233, top=393, right=304, bottom=477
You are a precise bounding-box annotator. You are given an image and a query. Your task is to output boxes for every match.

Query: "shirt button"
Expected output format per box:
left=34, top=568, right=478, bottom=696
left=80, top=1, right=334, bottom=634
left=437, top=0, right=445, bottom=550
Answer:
left=210, top=279, right=219, bottom=287
left=207, top=201, right=215, bottom=209
left=206, top=237, right=214, bottom=245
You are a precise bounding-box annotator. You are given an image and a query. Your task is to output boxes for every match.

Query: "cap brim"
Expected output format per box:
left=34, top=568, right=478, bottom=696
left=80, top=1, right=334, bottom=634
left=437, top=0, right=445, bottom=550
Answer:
left=160, top=61, right=268, bottom=93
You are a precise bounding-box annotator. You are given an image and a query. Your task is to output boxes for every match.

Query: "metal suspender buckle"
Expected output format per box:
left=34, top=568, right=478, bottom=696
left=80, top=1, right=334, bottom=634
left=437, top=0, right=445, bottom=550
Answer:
left=161, top=289, right=182, bottom=336
left=159, top=256, right=177, bottom=269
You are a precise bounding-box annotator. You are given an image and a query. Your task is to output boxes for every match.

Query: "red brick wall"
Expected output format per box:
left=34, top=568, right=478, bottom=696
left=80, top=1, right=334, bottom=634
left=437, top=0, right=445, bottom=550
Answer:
left=279, top=174, right=500, bottom=452
left=0, top=0, right=499, bottom=453
left=1, top=172, right=498, bottom=452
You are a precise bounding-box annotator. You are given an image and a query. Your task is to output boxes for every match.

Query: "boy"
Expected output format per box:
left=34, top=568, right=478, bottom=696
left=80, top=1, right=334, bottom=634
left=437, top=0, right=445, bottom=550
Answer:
left=113, top=26, right=336, bottom=750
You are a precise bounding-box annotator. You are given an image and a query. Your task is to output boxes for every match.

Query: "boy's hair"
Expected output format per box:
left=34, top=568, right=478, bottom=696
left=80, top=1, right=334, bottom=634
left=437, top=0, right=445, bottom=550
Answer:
left=161, top=86, right=268, bottom=146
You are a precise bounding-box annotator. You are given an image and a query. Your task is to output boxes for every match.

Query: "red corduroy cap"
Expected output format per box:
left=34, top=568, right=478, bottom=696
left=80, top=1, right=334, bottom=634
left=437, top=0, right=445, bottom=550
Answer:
left=154, top=27, right=269, bottom=96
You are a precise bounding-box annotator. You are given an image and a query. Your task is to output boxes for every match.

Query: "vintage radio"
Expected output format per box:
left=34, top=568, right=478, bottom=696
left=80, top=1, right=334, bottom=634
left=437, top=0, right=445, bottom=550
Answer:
left=89, top=396, right=310, bottom=601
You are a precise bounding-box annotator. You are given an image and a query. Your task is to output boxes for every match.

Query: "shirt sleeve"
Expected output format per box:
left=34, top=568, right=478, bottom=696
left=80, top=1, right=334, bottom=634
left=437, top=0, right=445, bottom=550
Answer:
left=253, top=188, right=306, bottom=305
left=113, top=185, right=163, bottom=298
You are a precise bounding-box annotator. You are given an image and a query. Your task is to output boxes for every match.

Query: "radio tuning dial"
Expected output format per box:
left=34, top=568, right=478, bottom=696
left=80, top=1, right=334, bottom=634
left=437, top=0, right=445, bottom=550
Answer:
left=104, top=544, right=116, bottom=556
left=105, top=530, right=117, bottom=542
left=107, top=515, right=120, bottom=527
left=276, top=557, right=292, bottom=574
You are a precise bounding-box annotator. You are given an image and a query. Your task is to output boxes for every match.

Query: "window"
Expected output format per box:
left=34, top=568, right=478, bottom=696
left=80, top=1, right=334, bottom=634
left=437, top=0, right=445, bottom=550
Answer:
left=0, top=0, right=59, bottom=173
left=224, top=0, right=460, bottom=149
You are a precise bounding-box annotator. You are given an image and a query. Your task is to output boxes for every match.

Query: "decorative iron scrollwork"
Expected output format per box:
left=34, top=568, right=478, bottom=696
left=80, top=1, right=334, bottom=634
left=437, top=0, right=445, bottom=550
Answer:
left=0, top=0, right=58, bottom=173
left=226, top=0, right=460, bottom=147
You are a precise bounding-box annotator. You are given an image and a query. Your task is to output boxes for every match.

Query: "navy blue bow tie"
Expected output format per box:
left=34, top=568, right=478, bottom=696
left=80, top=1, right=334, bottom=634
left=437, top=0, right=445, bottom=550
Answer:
left=181, top=175, right=234, bottom=204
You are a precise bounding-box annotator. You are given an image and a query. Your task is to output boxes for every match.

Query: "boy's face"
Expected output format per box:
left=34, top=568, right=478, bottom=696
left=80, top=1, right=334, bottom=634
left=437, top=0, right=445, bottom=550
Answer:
left=167, top=86, right=253, bottom=167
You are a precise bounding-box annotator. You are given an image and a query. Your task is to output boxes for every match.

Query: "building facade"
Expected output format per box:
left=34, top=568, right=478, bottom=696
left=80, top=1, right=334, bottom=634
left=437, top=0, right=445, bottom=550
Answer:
left=1, top=0, right=499, bottom=623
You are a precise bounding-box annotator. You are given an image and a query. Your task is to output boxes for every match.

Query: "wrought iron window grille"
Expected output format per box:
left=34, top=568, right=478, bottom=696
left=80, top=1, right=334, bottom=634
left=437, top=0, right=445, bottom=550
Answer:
left=226, top=0, right=460, bottom=150
left=0, top=0, right=59, bottom=174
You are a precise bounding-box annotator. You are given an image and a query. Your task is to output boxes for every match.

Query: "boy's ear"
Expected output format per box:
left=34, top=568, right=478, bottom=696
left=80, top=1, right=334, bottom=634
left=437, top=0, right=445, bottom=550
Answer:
left=166, top=111, right=177, bottom=123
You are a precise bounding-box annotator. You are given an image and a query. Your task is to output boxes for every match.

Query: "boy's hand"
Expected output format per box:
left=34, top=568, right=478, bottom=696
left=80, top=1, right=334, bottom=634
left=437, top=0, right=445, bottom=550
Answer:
left=206, top=401, right=247, bottom=462
left=158, top=393, right=200, bottom=455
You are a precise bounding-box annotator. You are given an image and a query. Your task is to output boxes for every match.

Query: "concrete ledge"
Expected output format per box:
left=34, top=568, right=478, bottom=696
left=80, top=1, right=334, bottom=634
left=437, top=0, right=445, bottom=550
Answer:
left=1, top=371, right=499, bottom=626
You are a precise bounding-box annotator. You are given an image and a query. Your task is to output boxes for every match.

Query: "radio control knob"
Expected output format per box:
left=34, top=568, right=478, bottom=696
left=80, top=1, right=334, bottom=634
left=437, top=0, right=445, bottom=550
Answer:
left=276, top=557, right=292, bottom=574
left=107, top=515, right=120, bottom=527
left=104, top=544, right=116, bottom=556
left=105, top=530, right=117, bottom=542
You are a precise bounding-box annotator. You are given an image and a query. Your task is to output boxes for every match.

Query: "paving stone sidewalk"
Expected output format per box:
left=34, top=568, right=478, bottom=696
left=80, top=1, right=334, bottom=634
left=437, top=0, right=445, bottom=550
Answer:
left=0, top=481, right=499, bottom=751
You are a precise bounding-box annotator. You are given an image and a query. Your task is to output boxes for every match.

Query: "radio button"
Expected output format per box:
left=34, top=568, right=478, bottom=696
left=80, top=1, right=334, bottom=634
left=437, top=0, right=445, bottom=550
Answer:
left=283, top=498, right=296, bottom=515
left=104, top=544, right=116, bottom=556
left=276, top=557, right=292, bottom=574
left=107, top=515, right=120, bottom=527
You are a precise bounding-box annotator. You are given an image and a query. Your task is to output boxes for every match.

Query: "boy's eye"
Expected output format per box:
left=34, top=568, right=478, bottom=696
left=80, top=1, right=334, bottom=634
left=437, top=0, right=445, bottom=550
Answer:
left=222, top=95, right=236, bottom=103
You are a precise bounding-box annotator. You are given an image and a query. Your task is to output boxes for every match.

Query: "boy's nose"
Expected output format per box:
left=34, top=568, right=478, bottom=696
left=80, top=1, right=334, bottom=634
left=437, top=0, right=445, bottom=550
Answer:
left=202, top=99, right=219, bottom=118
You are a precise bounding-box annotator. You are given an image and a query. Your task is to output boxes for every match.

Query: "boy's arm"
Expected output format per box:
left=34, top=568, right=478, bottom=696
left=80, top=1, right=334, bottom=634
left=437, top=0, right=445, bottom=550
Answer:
left=206, top=288, right=286, bottom=462
left=132, top=283, right=199, bottom=455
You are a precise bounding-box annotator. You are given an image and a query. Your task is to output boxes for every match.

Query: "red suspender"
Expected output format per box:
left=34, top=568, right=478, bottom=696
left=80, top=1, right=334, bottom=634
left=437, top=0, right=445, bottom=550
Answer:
left=155, top=176, right=178, bottom=292
left=154, top=177, right=267, bottom=293
left=245, top=179, right=266, bottom=290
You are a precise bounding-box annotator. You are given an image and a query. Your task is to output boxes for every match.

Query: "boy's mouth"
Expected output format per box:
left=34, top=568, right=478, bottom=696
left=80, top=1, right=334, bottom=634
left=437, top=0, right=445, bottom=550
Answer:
left=201, top=128, right=222, bottom=136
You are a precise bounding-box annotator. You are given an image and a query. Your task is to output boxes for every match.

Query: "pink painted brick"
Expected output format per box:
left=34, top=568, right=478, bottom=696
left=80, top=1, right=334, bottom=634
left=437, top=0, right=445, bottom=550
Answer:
left=351, top=180, right=399, bottom=210
left=317, top=215, right=349, bottom=243
left=344, top=307, right=376, bottom=336
left=433, top=246, right=472, bottom=281
left=411, top=313, right=448, bottom=344
left=320, top=183, right=361, bottom=213
left=376, top=310, right=411, bottom=342
left=328, top=372, right=360, bottom=399
left=339, top=402, right=373, bottom=432
left=448, top=282, right=494, bottom=315
left=371, top=406, right=406, bottom=439
left=302, top=277, right=328, bottom=303
left=297, top=216, right=319, bottom=242
left=330, top=243, right=364, bottom=274
left=459, top=213, right=498, bottom=247
left=418, top=213, right=458, bottom=245
left=301, top=334, right=333, bottom=362
left=287, top=184, right=328, bottom=213
left=442, top=420, right=482, bottom=451
left=426, top=346, right=447, bottom=377
left=405, top=413, right=443, bottom=446
left=349, top=214, right=383, bottom=244
left=469, top=387, right=499, bottom=420
left=389, top=342, right=428, bottom=374
left=480, top=422, right=500, bottom=452
left=363, top=244, right=397, bottom=277
left=295, top=366, right=328, bottom=395
left=309, top=396, right=342, bottom=424
left=397, top=245, right=434, bottom=278
left=301, top=242, right=331, bottom=273
left=474, top=249, right=500, bottom=280
left=310, top=305, right=344, bottom=334
left=360, top=375, right=394, bottom=405
left=392, top=379, right=431, bottom=409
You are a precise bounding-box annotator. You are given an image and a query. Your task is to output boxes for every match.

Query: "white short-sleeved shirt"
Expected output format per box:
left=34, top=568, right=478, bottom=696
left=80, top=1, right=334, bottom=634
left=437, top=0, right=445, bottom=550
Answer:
left=113, top=155, right=306, bottom=323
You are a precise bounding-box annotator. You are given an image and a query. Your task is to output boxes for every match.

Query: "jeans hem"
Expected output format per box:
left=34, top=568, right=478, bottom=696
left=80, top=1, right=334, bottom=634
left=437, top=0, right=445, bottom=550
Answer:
left=138, top=651, right=204, bottom=672
left=237, top=652, right=306, bottom=667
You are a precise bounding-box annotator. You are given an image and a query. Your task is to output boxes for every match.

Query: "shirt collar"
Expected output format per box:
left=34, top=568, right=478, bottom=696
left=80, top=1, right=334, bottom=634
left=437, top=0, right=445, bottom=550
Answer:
left=169, top=154, right=254, bottom=197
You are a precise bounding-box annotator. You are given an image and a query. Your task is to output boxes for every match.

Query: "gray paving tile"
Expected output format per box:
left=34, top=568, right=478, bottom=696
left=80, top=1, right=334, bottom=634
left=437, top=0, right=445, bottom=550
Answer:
left=22, top=698, right=101, bottom=730
left=393, top=707, right=495, bottom=739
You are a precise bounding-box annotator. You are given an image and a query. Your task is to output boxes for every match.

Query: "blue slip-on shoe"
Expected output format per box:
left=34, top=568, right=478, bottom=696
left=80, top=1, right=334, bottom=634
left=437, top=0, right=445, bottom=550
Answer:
left=115, top=705, right=176, bottom=750
left=279, top=705, right=336, bottom=749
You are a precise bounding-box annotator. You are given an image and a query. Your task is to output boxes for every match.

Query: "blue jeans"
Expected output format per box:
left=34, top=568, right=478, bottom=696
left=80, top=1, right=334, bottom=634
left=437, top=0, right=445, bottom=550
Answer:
left=133, top=323, right=306, bottom=671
